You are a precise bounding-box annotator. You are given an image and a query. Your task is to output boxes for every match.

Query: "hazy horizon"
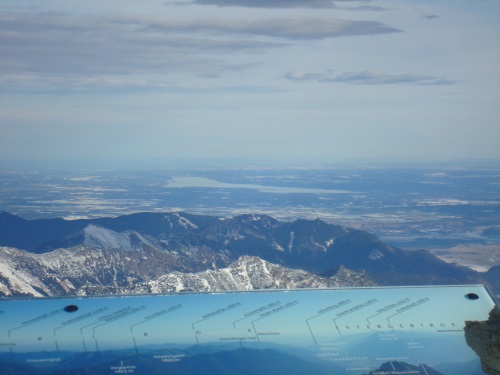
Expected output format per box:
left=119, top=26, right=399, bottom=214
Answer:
left=2, top=156, right=500, bottom=171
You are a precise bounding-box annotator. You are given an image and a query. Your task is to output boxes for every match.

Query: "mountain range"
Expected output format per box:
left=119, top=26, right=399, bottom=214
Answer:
left=0, top=211, right=495, bottom=297
left=364, top=361, right=444, bottom=375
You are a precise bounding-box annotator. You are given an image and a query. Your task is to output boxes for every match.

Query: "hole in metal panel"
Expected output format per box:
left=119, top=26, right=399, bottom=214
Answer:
left=64, top=305, right=79, bottom=313
left=465, top=293, right=479, bottom=300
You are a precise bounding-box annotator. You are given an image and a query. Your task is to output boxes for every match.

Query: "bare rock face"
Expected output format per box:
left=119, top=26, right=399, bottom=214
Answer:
left=464, top=307, right=500, bottom=375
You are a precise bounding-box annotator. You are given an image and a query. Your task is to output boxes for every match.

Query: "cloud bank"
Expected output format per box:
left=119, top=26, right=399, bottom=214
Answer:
left=0, top=10, right=400, bottom=89
left=285, top=69, right=455, bottom=85
left=119, top=15, right=400, bottom=39
left=192, top=0, right=382, bottom=10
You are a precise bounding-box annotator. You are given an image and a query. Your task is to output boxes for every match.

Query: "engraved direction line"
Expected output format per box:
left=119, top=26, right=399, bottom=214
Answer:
left=86, top=306, right=147, bottom=352
left=92, top=306, right=146, bottom=334
left=332, top=299, right=378, bottom=336
left=130, top=304, right=182, bottom=332
left=251, top=300, right=299, bottom=342
left=8, top=309, right=64, bottom=337
left=191, top=302, right=241, bottom=330
left=366, top=298, right=411, bottom=324
left=133, top=337, right=139, bottom=355
left=305, top=299, right=351, bottom=345
left=54, top=307, right=109, bottom=335
left=386, top=297, right=430, bottom=324
left=79, top=306, right=143, bottom=334
left=232, top=301, right=281, bottom=328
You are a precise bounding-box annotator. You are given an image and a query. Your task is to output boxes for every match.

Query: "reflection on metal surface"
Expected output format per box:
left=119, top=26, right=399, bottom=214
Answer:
left=0, top=285, right=496, bottom=374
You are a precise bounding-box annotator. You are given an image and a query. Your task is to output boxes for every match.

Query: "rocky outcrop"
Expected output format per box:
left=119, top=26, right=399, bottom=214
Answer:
left=464, top=307, right=500, bottom=375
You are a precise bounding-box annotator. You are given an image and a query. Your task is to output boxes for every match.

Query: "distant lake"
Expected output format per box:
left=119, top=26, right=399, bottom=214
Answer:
left=165, top=177, right=353, bottom=195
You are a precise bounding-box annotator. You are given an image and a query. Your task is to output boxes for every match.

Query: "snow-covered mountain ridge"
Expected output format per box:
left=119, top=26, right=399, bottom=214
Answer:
left=0, top=211, right=490, bottom=297
left=0, top=248, right=373, bottom=297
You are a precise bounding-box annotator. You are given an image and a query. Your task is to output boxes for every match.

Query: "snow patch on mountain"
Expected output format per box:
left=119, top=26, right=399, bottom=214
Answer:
left=174, top=212, right=198, bottom=229
left=368, top=249, right=385, bottom=260
left=273, top=240, right=285, bottom=252
left=288, top=231, right=295, bottom=253
left=0, top=247, right=52, bottom=296
left=83, top=224, right=133, bottom=250
left=81, top=224, right=155, bottom=251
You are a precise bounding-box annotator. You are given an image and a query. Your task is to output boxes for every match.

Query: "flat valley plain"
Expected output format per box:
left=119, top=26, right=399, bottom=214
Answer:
left=1, top=161, right=499, bottom=272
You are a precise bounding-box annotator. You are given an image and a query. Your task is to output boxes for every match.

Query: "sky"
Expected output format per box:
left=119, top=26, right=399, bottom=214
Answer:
left=1, top=0, right=499, bottom=164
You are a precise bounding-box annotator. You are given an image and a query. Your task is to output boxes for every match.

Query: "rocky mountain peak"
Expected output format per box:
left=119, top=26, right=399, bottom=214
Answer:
left=0, top=211, right=489, bottom=297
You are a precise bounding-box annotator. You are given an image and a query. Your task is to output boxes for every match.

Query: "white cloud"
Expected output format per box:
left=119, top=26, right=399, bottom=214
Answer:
left=284, top=70, right=327, bottom=81
left=192, top=0, right=385, bottom=10
left=119, top=14, right=400, bottom=39
left=0, top=13, right=287, bottom=79
left=285, top=69, right=455, bottom=85
left=0, top=11, right=398, bottom=81
left=331, top=70, right=455, bottom=85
